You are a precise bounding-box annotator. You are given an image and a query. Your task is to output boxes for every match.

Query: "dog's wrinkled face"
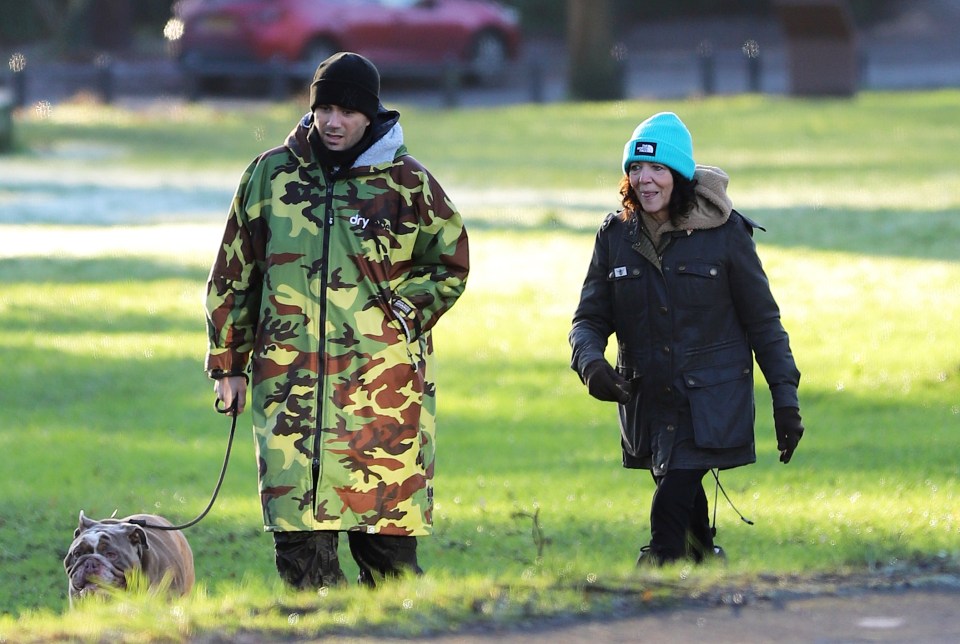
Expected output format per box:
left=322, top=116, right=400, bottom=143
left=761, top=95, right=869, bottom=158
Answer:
left=63, top=512, right=149, bottom=601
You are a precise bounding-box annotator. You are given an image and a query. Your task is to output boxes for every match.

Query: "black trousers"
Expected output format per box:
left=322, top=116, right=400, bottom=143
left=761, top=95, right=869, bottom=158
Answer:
left=273, top=530, right=422, bottom=589
left=647, top=468, right=715, bottom=563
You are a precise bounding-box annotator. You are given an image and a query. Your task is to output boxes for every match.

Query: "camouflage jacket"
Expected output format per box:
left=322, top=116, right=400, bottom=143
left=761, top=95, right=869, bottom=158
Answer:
left=205, top=113, right=469, bottom=535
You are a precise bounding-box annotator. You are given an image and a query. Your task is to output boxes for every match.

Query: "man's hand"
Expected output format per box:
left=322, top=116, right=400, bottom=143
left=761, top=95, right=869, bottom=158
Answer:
left=774, top=406, right=804, bottom=464
left=214, top=375, right=248, bottom=416
left=582, top=360, right=631, bottom=404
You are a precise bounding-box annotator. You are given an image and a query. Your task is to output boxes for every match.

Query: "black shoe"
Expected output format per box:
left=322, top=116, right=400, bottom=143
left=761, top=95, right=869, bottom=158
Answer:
left=690, top=543, right=727, bottom=565
left=708, top=545, right=727, bottom=564
left=636, top=545, right=663, bottom=568
left=636, top=545, right=687, bottom=567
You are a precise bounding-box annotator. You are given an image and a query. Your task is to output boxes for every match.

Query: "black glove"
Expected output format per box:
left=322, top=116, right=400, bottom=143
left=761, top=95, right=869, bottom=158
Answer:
left=774, top=406, right=804, bottom=464
left=582, top=360, right=631, bottom=404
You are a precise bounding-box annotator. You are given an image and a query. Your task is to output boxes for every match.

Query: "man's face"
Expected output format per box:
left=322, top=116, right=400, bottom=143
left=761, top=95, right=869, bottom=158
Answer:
left=313, top=104, right=371, bottom=151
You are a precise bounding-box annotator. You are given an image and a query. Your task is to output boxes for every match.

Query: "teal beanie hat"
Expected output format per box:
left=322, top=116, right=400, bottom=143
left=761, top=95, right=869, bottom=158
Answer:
left=621, top=112, right=695, bottom=179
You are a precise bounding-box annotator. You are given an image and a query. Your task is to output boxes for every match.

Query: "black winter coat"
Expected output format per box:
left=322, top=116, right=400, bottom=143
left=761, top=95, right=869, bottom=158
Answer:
left=569, top=167, right=800, bottom=474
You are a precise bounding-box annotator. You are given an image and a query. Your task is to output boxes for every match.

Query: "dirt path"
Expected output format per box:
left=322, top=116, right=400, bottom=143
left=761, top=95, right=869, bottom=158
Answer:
left=373, top=584, right=960, bottom=643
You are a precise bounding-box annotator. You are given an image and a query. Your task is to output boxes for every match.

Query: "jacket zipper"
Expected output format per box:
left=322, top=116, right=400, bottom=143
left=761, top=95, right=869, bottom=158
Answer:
left=311, top=178, right=335, bottom=520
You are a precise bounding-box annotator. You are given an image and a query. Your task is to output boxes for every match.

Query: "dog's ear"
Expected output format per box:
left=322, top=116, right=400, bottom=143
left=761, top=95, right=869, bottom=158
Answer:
left=75, top=510, right=98, bottom=538
left=127, top=525, right=151, bottom=552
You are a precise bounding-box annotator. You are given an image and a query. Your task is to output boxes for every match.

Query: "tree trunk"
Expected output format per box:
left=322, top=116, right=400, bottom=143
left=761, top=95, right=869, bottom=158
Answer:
left=567, top=0, right=624, bottom=100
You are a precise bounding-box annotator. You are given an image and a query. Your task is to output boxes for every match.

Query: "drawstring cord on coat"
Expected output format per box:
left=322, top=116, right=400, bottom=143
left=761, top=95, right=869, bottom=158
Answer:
left=128, top=397, right=239, bottom=532
left=710, top=468, right=754, bottom=537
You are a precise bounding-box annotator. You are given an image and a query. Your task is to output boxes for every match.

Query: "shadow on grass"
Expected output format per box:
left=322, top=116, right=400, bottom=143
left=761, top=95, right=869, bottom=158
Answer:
left=464, top=205, right=960, bottom=264
left=0, top=256, right=208, bottom=285
left=0, top=181, right=230, bottom=226
left=3, top=203, right=958, bottom=263
left=749, top=206, right=960, bottom=263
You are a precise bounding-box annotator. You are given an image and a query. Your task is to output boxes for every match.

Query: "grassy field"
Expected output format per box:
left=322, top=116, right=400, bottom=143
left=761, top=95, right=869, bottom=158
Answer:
left=1, top=90, right=958, bottom=641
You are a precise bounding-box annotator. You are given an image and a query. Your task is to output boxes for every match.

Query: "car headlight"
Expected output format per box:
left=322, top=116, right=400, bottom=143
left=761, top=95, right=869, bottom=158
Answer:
left=163, top=18, right=185, bottom=41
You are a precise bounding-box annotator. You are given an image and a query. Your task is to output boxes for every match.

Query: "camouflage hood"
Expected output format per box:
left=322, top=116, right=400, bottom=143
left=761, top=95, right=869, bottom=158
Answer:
left=205, top=113, right=469, bottom=535
left=288, top=108, right=405, bottom=172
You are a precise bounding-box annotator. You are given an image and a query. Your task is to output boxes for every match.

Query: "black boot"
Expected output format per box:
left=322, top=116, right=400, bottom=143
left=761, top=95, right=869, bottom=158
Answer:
left=348, top=533, right=423, bottom=588
left=274, top=531, right=347, bottom=589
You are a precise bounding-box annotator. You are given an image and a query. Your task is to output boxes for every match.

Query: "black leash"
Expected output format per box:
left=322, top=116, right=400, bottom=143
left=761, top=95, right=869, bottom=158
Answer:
left=710, top=468, right=754, bottom=537
left=128, top=397, right=239, bottom=532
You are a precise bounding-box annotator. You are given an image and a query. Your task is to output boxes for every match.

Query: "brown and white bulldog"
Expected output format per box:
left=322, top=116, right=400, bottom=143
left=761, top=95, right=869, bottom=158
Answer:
left=63, top=511, right=195, bottom=606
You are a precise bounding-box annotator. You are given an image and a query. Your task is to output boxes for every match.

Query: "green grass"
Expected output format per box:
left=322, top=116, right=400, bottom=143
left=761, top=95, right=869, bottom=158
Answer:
left=1, top=90, right=959, bottom=641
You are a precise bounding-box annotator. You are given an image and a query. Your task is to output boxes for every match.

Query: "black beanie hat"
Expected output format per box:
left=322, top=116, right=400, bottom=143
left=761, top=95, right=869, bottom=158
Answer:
left=309, top=52, right=380, bottom=120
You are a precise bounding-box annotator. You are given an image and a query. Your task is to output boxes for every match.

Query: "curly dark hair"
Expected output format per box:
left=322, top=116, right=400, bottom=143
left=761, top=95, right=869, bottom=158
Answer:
left=618, top=169, right=698, bottom=227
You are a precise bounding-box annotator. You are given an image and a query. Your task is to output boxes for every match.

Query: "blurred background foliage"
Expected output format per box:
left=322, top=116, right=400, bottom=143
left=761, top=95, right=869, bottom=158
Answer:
left=0, top=0, right=901, bottom=49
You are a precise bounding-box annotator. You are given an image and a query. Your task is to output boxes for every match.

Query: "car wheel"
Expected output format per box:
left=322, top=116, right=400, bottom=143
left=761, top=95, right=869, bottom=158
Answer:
left=467, top=30, right=508, bottom=85
left=300, top=37, right=338, bottom=79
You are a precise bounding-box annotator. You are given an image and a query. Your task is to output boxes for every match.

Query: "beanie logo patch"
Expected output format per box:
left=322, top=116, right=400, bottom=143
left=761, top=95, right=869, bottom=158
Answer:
left=633, top=141, right=657, bottom=156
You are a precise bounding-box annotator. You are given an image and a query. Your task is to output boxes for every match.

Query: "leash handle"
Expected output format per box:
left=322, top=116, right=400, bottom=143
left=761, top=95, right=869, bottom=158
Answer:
left=130, top=397, right=239, bottom=532
left=215, top=395, right=239, bottom=415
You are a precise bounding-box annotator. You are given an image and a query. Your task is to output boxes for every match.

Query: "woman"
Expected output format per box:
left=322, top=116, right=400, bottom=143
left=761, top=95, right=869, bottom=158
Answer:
left=569, top=112, right=805, bottom=565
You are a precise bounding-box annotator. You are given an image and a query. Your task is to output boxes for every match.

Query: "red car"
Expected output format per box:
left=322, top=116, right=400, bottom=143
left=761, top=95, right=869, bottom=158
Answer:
left=170, top=0, right=522, bottom=85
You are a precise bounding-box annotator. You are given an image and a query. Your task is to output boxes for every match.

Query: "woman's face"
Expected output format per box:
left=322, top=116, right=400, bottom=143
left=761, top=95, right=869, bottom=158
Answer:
left=628, top=161, right=674, bottom=220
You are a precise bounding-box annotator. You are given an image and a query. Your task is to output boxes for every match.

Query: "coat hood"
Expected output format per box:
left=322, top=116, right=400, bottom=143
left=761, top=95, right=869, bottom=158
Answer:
left=686, top=164, right=733, bottom=231
left=634, top=164, right=734, bottom=247
left=286, top=107, right=404, bottom=171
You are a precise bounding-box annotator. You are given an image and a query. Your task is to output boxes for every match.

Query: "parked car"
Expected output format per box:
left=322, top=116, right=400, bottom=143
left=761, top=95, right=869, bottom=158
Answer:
left=169, top=0, right=522, bottom=87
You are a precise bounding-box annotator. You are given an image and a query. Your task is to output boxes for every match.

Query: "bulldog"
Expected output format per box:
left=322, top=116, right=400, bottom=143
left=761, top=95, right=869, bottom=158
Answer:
left=63, top=511, right=195, bottom=605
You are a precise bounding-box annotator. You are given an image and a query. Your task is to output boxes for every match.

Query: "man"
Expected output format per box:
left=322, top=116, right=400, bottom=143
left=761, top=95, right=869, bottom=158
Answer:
left=205, top=52, right=469, bottom=588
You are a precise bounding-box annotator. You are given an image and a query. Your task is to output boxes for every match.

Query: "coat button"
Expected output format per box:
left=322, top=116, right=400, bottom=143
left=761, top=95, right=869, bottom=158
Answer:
left=663, top=346, right=671, bottom=354
left=709, top=267, right=718, bottom=276
left=687, top=378, right=696, bottom=386
left=632, top=268, right=640, bottom=275
left=678, top=264, right=686, bottom=271
left=659, top=306, right=668, bottom=314
left=666, top=424, right=675, bottom=432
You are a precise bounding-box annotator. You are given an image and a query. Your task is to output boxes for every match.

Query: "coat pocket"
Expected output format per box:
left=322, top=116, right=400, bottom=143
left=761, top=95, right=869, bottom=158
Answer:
left=607, top=265, right=646, bottom=321
left=684, top=362, right=754, bottom=449
left=617, top=375, right=647, bottom=458
left=671, top=260, right=723, bottom=309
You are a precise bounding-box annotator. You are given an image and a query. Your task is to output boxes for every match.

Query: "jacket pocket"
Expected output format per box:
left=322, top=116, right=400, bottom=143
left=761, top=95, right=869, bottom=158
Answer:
left=608, top=265, right=646, bottom=321
left=671, top=260, right=724, bottom=309
left=388, top=304, right=425, bottom=373
left=617, top=375, right=648, bottom=458
left=684, top=362, right=754, bottom=449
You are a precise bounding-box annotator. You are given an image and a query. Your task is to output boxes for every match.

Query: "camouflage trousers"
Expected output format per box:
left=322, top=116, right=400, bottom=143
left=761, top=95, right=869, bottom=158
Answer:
left=273, top=531, right=422, bottom=588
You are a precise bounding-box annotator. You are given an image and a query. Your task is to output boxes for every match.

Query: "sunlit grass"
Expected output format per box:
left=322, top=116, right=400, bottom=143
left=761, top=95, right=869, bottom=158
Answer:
left=1, top=91, right=959, bottom=640
left=1, top=237, right=958, bottom=627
